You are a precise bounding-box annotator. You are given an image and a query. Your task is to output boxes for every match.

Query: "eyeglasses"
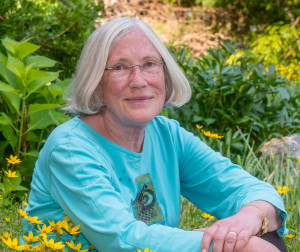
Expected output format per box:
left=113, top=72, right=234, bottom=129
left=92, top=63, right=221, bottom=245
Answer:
left=105, top=60, right=164, bottom=78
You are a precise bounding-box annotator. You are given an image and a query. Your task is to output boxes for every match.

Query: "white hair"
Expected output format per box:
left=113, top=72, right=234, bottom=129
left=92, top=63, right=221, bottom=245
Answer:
left=64, top=17, right=191, bottom=115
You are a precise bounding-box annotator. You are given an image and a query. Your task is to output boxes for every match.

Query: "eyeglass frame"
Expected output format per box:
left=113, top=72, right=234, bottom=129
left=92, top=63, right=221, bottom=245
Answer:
left=104, top=60, right=165, bottom=78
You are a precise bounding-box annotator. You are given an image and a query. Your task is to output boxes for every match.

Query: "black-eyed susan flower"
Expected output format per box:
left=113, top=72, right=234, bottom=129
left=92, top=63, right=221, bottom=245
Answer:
left=61, top=220, right=81, bottom=235
left=196, top=124, right=203, bottom=130
left=48, top=220, right=64, bottom=235
left=274, top=186, right=291, bottom=195
left=2, top=231, right=12, bottom=239
left=66, top=240, right=89, bottom=252
left=2, top=237, right=24, bottom=250
left=285, top=234, right=294, bottom=239
left=201, top=130, right=223, bottom=139
left=25, top=216, right=43, bottom=225
left=37, top=224, right=53, bottom=234
left=6, top=155, right=21, bottom=165
left=4, top=170, right=18, bottom=178
left=23, top=231, right=40, bottom=244
left=18, top=209, right=28, bottom=218
left=201, top=213, right=214, bottom=219
left=42, top=235, right=65, bottom=251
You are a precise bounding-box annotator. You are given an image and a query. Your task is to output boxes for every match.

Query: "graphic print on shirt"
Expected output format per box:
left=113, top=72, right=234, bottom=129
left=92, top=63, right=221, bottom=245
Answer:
left=132, top=173, right=164, bottom=224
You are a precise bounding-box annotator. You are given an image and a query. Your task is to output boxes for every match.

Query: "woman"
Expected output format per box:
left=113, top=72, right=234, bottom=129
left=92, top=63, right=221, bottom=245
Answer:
left=24, top=17, right=288, bottom=251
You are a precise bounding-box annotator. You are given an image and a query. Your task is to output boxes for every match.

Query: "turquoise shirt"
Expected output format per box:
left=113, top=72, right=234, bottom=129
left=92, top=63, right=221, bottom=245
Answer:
left=23, top=116, right=287, bottom=251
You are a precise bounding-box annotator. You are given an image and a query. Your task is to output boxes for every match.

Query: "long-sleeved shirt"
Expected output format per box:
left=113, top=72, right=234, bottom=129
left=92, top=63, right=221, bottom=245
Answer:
left=23, top=116, right=287, bottom=251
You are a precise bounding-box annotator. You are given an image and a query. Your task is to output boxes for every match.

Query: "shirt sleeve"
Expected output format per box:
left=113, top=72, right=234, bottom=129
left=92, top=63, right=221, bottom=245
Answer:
left=48, top=141, right=212, bottom=252
left=174, top=121, right=288, bottom=236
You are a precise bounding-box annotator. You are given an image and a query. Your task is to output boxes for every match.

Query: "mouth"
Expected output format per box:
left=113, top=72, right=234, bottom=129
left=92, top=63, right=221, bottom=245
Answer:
left=126, top=96, right=153, bottom=102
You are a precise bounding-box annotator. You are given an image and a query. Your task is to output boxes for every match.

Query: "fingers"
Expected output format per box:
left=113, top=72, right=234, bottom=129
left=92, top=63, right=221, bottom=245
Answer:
left=223, top=231, right=238, bottom=252
left=200, top=221, right=252, bottom=252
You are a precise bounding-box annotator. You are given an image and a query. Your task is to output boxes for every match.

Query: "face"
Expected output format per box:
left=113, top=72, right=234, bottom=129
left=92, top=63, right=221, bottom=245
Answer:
left=100, top=28, right=166, bottom=128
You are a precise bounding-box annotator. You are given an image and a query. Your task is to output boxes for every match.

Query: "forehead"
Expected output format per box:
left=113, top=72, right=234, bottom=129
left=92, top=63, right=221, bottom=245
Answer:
left=107, top=28, right=161, bottom=62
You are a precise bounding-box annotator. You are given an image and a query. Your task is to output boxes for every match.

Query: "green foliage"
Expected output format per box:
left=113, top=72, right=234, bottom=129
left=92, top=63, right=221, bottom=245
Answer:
left=167, top=40, right=300, bottom=155
left=0, top=0, right=103, bottom=78
left=0, top=37, right=71, bottom=175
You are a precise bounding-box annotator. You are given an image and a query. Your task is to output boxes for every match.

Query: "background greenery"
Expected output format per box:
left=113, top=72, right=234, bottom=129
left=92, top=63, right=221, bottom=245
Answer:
left=0, top=0, right=299, bottom=250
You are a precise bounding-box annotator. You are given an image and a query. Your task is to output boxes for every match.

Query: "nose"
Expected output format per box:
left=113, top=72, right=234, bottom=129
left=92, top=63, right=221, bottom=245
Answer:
left=129, top=65, right=147, bottom=88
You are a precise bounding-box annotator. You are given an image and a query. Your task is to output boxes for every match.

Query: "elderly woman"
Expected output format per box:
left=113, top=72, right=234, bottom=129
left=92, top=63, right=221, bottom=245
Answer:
left=24, top=17, right=288, bottom=252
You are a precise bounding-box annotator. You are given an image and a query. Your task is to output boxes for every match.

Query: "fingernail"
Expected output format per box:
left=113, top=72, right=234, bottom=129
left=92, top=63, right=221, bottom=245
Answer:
left=202, top=249, right=207, bottom=252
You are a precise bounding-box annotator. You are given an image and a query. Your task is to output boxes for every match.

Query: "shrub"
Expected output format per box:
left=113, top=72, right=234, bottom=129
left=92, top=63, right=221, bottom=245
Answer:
left=167, top=40, right=300, bottom=156
left=0, top=37, right=71, bottom=176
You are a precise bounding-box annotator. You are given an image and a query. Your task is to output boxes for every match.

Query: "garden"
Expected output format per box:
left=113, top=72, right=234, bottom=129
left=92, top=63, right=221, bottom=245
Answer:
left=0, top=0, right=299, bottom=251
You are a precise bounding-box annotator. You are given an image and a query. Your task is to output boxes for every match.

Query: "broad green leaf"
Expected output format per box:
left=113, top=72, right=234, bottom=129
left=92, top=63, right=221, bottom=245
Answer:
left=0, top=124, right=18, bottom=149
left=15, top=41, right=40, bottom=60
left=0, top=112, right=19, bottom=132
left=24, top=55, right=57, bottom=68
left=48, top=110, right=69, bottom=126
left=1, top=92, right=21, bottom=114
left=48, top=83, right=63, bottom=98
left=28, top=110, right=55, bottom=130
left=28, top=103, right=60, bottom=116
left=0, top=52, right=7, bottom=64
left=11, top=185, right=29, bottom=192
left=26, top=71, right=59, bottom=97
left=27, top=69, right=56, bottom=84
left=0, top=62, right=16, bottom=86
left=277, top=86, right=290, bottom=100
left=7, top=54, right=26, bottom=79
left=2, top=37, right=18, bottom=55
left=0, top=80, right=17, bottom=92
left=0, top=115, right=10, bottom=125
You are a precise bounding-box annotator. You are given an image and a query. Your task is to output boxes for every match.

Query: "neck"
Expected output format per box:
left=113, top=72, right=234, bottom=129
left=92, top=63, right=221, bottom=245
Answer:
left=81, top=113, right=146, bottom=153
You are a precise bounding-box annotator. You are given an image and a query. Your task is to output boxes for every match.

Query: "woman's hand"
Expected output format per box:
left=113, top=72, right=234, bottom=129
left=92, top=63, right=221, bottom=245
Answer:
left=193, top=201, right=282, bottom=252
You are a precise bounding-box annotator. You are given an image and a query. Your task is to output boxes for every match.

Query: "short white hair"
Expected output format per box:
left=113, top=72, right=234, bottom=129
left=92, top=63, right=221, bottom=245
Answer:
left=64, top=17, right=191, bottom=115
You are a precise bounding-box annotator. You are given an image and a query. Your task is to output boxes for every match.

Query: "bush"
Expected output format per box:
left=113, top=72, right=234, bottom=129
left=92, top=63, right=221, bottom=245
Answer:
left=0, top=0, right=104, bottom=78
left=0, top=37, right=71, bottom=176
left=167, top=40, right=300, bottom=155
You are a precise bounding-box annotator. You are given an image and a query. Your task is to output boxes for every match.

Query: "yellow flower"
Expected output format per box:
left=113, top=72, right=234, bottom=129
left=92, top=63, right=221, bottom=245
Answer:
left=288, top=206, right=291, bottom=210
left=285, top=234, right=294, bottom=238
left=31, top=243, right=46, bottom=251
left=201, top=213, right=214, bottom=219
left=296, top=158, right=300, bottom=163
left=4, top=170, right=18, bottom=178
left=37, top=224, right=53, bottom=234
left=61, top=220, right=81, bottom=235
left=2, top=231, right=12, bottom=239
left=201, top=130, right=224, bottom=139
left=0, top=195, right=2, bottom=200
left=22, top=201, right=28, bottom=206
left=6, top=155, right=21, bottom=165
left=274, top=185, right=291, bottom=195
left=18, top=209, right=28, bottom=218
left=42, top=235, right=65, bottom=250
left=25, top=216, right=43, bottom=225
left=6, top=218, right=11, bottom=223
left=48, top=220, right=64, bottom=235
left=2, top=237, right=24, bottom=250
left=89, top=244, right=95, bottom=250
left=66, top=240, right=89, bottom=252
left=196, top=124, right=203, bottom=130
left=23, top=231, right=40, bottom=244
left=191, top=221, right=195, bottom=226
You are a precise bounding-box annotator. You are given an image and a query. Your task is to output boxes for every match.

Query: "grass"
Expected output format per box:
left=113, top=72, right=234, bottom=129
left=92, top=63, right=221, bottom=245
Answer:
left=0, top=147, right=299, bottom=251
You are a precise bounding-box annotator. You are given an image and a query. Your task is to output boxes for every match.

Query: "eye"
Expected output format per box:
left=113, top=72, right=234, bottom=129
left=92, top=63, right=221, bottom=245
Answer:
left=143, top=60, right=157, bottom=68
left=112, top=63, right=127, bottom=71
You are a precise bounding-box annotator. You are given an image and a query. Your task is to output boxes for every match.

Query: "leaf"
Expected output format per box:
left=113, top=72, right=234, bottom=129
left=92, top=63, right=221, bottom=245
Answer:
left=24, top=55, right=57, bottom=68
left=277, top=86, right=290, bottom=100
left=28, top=110, right=55, bottom=130
left=7, top=53, right=26, bottom=79
left=11, top=185, right=29, bottom=192
left=1, top=92, right=21, bottom=114
left=48, top=110, right=69, bottom=125
left=26, top=71, right=59, bottom=97
left=28, top=103, right=60, bottom=116
left=0, top=80, right=18, bottom=92
left=0, top=124, right=18, bottom=149
left=0, top=112, right=19, bottom=131
left=15, top=41, right=40, bottom=60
